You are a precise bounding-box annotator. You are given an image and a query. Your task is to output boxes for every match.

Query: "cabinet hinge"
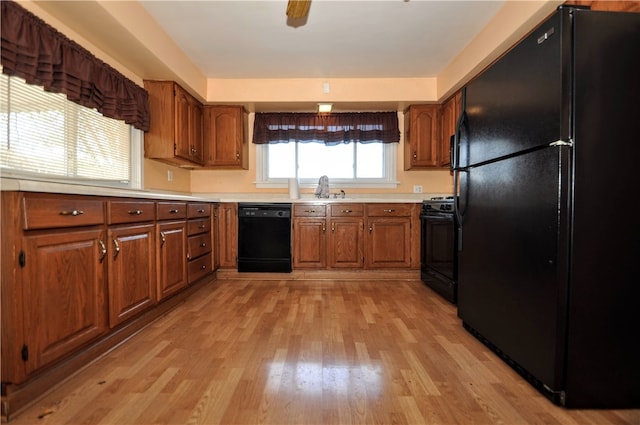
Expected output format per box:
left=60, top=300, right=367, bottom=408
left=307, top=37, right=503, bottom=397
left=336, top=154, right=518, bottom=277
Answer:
left=21, top=344, right=28, bottom=362
left=18, top=250, right=26, bottom=268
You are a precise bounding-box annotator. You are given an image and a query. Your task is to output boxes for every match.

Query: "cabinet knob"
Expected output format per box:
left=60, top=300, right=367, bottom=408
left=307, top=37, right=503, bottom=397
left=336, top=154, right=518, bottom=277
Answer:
left=112, top=239, right=121, bottom=258
left=60, top=210, right=84, bottom=216
left=160, top=231, right=166, bottom=247
left=413, top=152, right=417, bottom=160
left=236, top=152, right=240, bottom=159
left=200, top=242, right=206, bottom=248
left=98, top=240, right=107, bottom=262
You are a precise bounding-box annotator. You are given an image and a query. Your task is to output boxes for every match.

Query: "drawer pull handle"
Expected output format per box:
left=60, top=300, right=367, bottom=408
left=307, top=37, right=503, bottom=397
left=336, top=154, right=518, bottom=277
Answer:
left=169, top=209, right=179, bottom=214
left=198, top=208, right=206, bottom=213
left=341, top=209, right=352, bottom=213
left=60, top=210, right=84, bottom=216
left=113, top=239, right=121, bottom=258
left=128, top=209, right=143, bottom=215
left=98, top=240, right=107, bottom=262
left=160, top=231, right=166, bottom=247
left=303, top=209, right=316, bottom=213
left=383, top=209, right=395, bottom=213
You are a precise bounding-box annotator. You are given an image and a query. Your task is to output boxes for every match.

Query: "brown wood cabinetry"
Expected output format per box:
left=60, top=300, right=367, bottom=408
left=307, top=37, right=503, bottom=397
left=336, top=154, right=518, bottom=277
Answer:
left=404, top=104, right=441, bottom=169
left=328, top=204, right=365, bottom=268
left=1, top=191, right=216, bottom=416
left=203, top=105, right=248, bottom=169
left=293, top=202, right=419, bottom=271
left=217, top=202, right=238, bottom=268
left=366, top=204, right=413, bottom=268
left=157, top=220, right=188, bottom=300
left=440, top=92, right=462, bottom=168
left=144, top=80, right=204, bottom=167
left=292, top=204, right=327, bottom=268
left=1, top=193, right=108, bottom=385
left=186, top=202, right=214, bottom=283
left=293, top=203, right=366, bottom=269
left=107, top=223, right=156, bottom=327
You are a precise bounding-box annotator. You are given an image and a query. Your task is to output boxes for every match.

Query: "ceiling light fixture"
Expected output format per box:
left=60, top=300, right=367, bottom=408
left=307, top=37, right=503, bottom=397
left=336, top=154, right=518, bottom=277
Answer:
left=318, top=103, right=333, bottom=113
left=286, top=0, right=311, bottom=19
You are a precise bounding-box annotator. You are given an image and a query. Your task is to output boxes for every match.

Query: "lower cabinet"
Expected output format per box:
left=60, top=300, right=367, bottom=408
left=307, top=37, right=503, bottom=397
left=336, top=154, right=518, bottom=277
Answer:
left=157, top=220, right=188, bottom=300
left=365, top=204, right=413, bottom=268
left=293, top=202, right=418, bottom=270
left=1, top=191, right=216, bottom=415
left=328, top=214, right=365, bottom=268
left=107, top=224, right=156, bottom=327
left=22, top=229, right=108, bottom=376
left=217, top=202, right=238, bottom=268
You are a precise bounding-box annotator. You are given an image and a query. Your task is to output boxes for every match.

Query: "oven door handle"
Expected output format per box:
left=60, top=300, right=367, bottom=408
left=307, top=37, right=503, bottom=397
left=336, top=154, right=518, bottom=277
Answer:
left=422, top=214, right=454, bottom=222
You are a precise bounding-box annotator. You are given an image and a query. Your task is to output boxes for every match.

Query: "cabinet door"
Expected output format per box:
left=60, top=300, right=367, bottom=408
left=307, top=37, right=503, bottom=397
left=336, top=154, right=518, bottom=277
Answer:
left=439, top=92, right=461, bottom=168
left=157, top=221, right=188, bottom=300
left=203, top=106, right=247, bottom=168
left=328, top=218, right=364, bottom=268
left=191, top=101, right=204, bottom=164
left=366, top=217, right=412, bottom=268
left=404, top=105, right=440, bottom=169
left=22, top=229, right=107, bottom=375
left=293, top=218, right=327, bottom=268
left=108, top=224, right=156, bottom=327
left=217, top=203, right=238, bottom=268
left=174, top=86, right=193, bottom=161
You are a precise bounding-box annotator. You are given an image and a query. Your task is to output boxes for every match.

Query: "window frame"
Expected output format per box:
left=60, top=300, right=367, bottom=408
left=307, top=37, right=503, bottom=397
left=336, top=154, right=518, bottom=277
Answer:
left=255, top=141, right=398, bottom=189
left=0, top=72, right=143, bottom=190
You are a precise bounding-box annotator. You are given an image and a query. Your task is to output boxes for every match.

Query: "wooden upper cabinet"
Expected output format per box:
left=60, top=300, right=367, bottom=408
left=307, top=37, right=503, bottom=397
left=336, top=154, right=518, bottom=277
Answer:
left=203, top=105, right=248, bottom=169
left=404, top=104, right=441, bottom=169
left=440, top=91, right=462, bottom=168
left=144, top=80, right=204, bottom=167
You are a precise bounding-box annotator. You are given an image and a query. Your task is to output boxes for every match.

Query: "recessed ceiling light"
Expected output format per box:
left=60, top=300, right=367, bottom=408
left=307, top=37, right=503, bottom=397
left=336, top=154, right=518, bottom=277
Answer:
left=318, top=103, right=332, bottom=113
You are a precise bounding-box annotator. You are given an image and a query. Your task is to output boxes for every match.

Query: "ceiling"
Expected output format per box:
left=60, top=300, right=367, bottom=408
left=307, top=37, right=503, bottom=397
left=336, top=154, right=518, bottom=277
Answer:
left=136, top=0, right=505, bottom=80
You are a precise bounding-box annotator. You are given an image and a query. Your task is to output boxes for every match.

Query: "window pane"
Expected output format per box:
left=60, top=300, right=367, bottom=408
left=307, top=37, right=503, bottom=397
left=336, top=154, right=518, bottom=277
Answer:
left=1, top=72, right=132, bottom=183
left=268, top=142, right=296, bottom=178
left=356, top=142, right=384, bottom=178
left=298, top=143, right=354, bottom=179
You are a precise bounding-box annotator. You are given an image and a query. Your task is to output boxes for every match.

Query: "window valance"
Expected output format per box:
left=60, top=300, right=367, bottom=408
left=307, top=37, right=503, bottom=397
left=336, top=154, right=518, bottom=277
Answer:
left=0, top=0, right=150, bottom=131
left=253, top=111, right=400, bottom=145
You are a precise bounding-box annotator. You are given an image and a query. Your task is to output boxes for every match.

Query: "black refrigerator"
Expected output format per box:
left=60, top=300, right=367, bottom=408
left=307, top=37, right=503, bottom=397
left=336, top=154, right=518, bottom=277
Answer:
left=453, top=6, right=640, bottom=408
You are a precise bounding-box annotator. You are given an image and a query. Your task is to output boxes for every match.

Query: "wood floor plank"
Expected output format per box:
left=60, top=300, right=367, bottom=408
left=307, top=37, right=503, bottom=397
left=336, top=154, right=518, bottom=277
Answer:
left=9, top=279, right=640, bottom=425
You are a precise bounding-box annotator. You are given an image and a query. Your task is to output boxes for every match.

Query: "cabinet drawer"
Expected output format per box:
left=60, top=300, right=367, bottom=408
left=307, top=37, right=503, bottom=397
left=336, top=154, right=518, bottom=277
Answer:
left=294, top=204, right=326, bottom=217
left=188, top=253, right=212, bottom=283
left=188, top=203, right=212, bottom=218
left=108, top=200, right=156, bottom=224
left=188, top=233, right=212, bottom=259
left=22, top=195, right=104, bottom=230
left=157, top=202, right=187, bottom=220
left=188, top=218, right=211, bottom=235
left=366, top=203, right=414, bottom=217
left=330, top=203, right=364, bottom=217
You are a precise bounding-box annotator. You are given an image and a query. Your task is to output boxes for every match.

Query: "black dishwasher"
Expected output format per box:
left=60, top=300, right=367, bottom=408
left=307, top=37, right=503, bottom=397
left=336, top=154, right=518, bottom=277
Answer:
left=237, top=203, right=292, bottom=272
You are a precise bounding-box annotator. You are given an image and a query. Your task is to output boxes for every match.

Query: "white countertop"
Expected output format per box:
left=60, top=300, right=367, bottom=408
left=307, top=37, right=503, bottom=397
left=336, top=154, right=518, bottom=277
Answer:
left=1, top=178, right=447, bottom=204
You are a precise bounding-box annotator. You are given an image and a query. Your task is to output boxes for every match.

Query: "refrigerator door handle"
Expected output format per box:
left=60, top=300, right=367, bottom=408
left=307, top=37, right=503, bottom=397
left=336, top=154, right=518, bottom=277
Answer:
left=550, top=139, right=573, bottom=147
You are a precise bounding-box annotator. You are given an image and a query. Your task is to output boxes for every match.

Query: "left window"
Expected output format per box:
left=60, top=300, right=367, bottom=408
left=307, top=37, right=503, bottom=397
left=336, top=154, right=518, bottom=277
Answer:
left=0, top=71, right=142, bottom=189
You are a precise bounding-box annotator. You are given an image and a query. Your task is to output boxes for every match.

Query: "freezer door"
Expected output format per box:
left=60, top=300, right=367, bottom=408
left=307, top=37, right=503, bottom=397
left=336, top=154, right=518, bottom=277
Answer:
left=460, top=11, right=566, bottom=168
left=457, top=146, right=571, bottom=394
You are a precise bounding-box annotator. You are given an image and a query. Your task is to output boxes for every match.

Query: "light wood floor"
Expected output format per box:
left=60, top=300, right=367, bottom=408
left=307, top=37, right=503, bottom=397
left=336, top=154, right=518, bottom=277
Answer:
left=9, top=279, right=640, bottom=424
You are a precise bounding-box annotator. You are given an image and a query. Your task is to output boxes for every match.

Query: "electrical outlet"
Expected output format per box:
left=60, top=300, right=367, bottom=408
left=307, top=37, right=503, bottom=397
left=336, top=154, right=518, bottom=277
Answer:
left=167, top=170, right=173, bottom=182
left=413, top=185, right=423, bottom=193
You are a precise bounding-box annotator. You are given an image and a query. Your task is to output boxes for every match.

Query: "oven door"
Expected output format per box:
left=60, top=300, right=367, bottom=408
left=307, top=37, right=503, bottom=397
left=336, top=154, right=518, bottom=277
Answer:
left=421, top=211, right=457, bottom=303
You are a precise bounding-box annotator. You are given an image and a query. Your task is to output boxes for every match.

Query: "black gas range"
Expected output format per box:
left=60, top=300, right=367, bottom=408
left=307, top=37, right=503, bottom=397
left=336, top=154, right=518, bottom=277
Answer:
left=420, top=196, right=458, bottom=303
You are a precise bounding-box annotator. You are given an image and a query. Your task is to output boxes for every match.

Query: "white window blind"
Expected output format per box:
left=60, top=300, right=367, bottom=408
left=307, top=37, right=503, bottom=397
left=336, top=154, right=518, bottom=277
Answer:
left=0, top=72, right=136, bottom=185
